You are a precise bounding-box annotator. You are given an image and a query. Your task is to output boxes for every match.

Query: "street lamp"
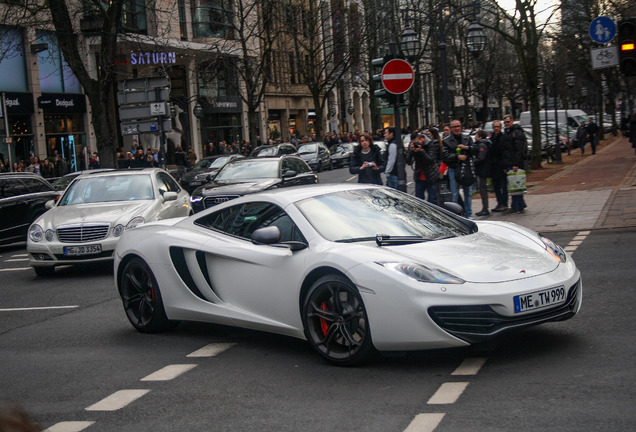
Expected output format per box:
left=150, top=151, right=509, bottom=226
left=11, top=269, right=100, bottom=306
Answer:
left=401, top=0, right=486, bottom=124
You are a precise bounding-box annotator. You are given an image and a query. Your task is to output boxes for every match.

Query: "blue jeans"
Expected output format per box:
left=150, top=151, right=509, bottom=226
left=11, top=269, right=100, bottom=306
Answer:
left=415, top=180, right=438, bottom=205
left=386, top=174, right=399, bottom=189
left=448, top=167, right=473, bottom=218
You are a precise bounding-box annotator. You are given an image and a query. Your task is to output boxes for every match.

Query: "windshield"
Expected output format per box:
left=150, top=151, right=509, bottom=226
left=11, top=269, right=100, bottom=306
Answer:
left=214, top=159, right=279, bottom=181
left=254, top=147, right=279, bottom=157
left=59, top=174, right=154, bottom=206
left=298, top=144, right=317, bottom=154
left=194, top=157, right=229, bottom=170
left=295, top=188, right=469, bottom=242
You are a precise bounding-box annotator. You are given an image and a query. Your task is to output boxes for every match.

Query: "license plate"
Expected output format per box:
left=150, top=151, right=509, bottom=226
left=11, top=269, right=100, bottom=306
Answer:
left=514, top=285, right=566, bottom=313
left=190, top=181, right=203, bottom=186
left=63, top=244, right=102, bottom=256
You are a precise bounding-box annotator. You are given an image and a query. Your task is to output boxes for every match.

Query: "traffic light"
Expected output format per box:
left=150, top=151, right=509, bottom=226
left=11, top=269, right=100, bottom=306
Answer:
left=372, top=56, right=393, bottom=105
left=618, top=18, right=636, bottom=76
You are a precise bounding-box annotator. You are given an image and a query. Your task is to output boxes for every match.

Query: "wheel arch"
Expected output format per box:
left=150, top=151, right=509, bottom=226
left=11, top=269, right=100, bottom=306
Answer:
left=298, top=266, right=351, bottom=313
left=116, top=253, right=144, bottom=291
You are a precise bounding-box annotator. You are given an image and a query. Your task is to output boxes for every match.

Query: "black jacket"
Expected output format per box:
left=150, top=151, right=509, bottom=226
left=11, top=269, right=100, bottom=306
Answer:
left=475, top=138, right=491, bottom=178
left=488, top=131, right=505, bottom=178
left=502, top=124, right=526, bottom=169
left=442, top=133, right=476, bottom=169
left=406, top=139, right=440, bottom=183
left=349, top=144, right=385, bottom=185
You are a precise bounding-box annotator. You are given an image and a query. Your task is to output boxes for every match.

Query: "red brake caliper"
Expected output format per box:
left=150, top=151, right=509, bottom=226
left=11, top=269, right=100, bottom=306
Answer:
left=320, top=302, right=329, bottom=336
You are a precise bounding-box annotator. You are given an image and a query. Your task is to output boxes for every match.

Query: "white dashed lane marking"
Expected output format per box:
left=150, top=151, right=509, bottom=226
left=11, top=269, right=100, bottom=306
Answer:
left=403, top=413, right=446, bottom=432
left=85, top=389, right=150, bottom=411
left=451, top=357, right=486, bottom=376
left=43, top=421, right=95, bottom=432
left=427, top=382, right=470, bottom=404
left=141, top=364, right=198, bottom=381
left=564, top=230, right=591, bottom=254
left=0, top=306, right=78, bottom=312
left=0, top=267, right=31, bottom=272
left=187, top=342, right=236, bottom=357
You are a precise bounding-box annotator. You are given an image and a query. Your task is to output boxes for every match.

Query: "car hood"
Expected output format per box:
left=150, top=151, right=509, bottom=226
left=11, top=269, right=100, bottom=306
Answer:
left=195, top=179, right=280, bottom=196
left=370, top=225, right=558, bottom=283
left=46, top=201, right=152, bottom=226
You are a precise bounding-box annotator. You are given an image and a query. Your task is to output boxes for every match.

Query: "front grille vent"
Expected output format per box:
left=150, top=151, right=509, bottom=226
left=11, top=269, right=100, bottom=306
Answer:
left=203, top=195, right=240, bottom=209
left=56, top=224, right=110, bottom=243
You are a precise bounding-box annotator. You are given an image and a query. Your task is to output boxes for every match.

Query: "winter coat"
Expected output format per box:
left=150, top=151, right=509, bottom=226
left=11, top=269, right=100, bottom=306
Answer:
left=441, top=132, right=476, bottom=169
left=406, top=139, right=440, bottom=183
left=502, top=124, right=526, bottom=169
left=488, top=131, right=505, bottom=178
left=349, top=144, right=385, bottom=185
left=475, top=138, right=491, bottom=178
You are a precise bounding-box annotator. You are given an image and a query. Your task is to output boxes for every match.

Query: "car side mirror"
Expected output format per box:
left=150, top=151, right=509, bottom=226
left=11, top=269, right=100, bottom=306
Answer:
left=443, top=201, right=463, bottom=216
left=282, top=170, right=297, bottom=179
left=45, top=200, right=55, bottom=209
left=163, top=191, right=178, bottom=202
left=251, top=226, right=281, bottom=245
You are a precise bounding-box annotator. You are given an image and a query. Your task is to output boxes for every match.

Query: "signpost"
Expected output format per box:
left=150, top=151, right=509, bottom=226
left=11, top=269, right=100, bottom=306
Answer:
left=117, top=77, right=171, bottom=168
left=591, top=46, right=619, bottom=69
left=589, top=17, right=617, bottom=44
left=380, top=59, right=415, bottom=94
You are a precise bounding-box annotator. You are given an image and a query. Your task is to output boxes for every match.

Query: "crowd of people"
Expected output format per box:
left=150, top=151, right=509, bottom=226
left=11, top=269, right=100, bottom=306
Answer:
left=0, top=152, right=71, bottom=178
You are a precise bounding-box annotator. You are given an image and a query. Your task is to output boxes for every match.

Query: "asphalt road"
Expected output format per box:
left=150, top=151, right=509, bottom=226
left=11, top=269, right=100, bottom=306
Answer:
left=1, top=169, right=634, bottom=432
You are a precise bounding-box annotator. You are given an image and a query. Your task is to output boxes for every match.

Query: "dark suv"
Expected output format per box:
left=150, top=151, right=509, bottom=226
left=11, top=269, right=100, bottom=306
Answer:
left=0, top=173, right=58, bottom=246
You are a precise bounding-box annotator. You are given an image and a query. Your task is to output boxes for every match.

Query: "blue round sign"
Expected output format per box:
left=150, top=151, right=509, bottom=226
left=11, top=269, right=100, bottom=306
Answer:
left=589, top=17, right=616, bottom=44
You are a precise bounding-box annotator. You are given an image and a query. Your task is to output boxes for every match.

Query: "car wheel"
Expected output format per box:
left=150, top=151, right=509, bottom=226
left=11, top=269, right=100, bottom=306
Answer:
left=317, top=161, right=322, bottom=172
left=302, top=274, right=374, bottom=365
left=34, top=266, right=55, bottom=277
left=118, top=257, right=179, bottom=333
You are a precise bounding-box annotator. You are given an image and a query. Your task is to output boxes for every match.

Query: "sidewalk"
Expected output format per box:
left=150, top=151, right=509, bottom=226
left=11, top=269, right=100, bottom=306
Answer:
left=473, top=135, right=636, bottom=233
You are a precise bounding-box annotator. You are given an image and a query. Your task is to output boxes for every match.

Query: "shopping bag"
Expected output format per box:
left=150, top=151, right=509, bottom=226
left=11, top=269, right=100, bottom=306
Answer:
left=507, top=169, right=527, bottom=195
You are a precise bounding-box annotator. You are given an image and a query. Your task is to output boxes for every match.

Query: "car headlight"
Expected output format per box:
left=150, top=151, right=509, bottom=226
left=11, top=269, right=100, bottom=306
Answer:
left=126, top=216, right=145, bottom=230
left=45, top=230, right=55, bottom=242
left=540, top=235, right=567, bottom=263
left=113, top=224, right=125, bottom=237
left=29, top=224, right=44, bottom=242
left=378, top=262, right=464, bottom=284
left=190, top=196, right=203, bottom=203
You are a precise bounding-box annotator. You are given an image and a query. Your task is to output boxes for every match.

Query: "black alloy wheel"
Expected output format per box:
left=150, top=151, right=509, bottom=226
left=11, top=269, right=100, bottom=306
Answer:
left=302, top=275, right=373, bottom=365
left=119, top=257, right=179, bottom=333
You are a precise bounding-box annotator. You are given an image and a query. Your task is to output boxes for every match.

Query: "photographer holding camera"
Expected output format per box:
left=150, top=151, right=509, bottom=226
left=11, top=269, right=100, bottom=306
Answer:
left=406, top=128, right=440, bottom=204
left=350, top=133, right=385, bottom=185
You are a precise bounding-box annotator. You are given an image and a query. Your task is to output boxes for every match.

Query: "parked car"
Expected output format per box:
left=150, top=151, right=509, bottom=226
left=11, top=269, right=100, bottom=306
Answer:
left=27, top=168, right=191, bottom=276
left=189, top=156, right=318, bottom=213
left=179, top=154, right=244, bottom=193
left=329, top=143, right=355, bottom=168
left=250, top=143, right=298, bottom=158
left=114, top=183, right=581, bottom=365
left=297, top=142, right=332, bottom=172
left=52, top=169, right=115, bottom=191
left=0, top=173, right=58, bottom=246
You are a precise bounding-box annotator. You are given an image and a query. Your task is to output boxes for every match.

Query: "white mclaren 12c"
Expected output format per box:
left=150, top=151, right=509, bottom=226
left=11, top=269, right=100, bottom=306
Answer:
left=114, top=183, right=582, bottom=365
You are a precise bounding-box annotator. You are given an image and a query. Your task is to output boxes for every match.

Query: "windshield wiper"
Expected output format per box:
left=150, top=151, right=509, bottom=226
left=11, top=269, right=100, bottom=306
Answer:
left=335, top=235, right=434, bottom=246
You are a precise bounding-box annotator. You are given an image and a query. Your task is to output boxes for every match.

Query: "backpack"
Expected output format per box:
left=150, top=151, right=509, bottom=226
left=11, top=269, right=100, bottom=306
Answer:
left=455, top=157, right=476, bottom=187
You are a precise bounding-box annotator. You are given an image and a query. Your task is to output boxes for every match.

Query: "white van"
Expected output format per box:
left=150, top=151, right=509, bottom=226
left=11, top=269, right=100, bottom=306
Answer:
left=519, top=109, right=588, bottom=129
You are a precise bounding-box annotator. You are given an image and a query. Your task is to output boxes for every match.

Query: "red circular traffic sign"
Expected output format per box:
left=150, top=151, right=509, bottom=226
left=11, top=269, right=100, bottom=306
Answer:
left=381, top=59, right=415, bottom=94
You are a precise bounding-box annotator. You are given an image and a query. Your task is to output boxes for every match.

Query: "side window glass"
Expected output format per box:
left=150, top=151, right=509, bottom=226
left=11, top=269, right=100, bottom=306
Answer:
left=1, top=179, right=27, bottom=197
left=159, top=172, right=181, bottom=192
left=22, top=178, right=52, bottom=193
left=155, top=173, right=168, bottom=195
left=281, top=159, right=292, bottom=174
left=291, top=158, right=309, bottom=173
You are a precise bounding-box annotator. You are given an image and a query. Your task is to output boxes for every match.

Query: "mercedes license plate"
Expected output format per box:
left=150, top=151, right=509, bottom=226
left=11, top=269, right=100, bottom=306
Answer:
left=63, top=244, right=102, bottom=256
left=514, top=286, right=566, bottom=313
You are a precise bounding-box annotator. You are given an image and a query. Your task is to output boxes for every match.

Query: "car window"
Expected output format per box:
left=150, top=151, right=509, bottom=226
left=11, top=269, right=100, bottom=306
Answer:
left=157, top=172, right=181, bottom=194
left=22, top=177, right=53, bottom=193
left=0, top=178, right=27, bottom=198
left=287, top=158, right=310, bottom=173
left=280, top=144, right=296, bottom=154
left=195, top=202, right=305, bottom=243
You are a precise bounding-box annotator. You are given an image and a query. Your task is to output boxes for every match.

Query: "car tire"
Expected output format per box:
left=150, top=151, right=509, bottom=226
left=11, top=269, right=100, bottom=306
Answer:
left=302, top=274, right=374, bottom=366
left=118, top=257, right=180, bottom=333
left=317, top=161, right=322, bottom=173
left=34, top=266, right=55, bottom=277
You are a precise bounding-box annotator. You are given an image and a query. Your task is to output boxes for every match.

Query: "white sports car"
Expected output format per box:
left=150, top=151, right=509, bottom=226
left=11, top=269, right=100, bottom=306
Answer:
left=28, top=168, right=191, bottom=276
left=114, top=183, right=581, bottom=365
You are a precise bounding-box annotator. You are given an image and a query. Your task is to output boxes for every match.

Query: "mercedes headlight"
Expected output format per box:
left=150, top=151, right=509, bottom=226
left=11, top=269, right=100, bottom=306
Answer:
left=28, top=224, right=44, bottom=242
left=540, top=235, right=567, bottom=263
left=378, top=262, right=464, bottom=284
left=126, top=216, right=145, bottom=230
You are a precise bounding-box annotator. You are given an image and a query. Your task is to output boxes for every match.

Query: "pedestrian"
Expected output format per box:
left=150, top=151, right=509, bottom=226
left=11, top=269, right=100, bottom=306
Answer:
left=474, top=130, right=492, bottom=216
left=441, top=119, right=477, bottom=218
left=502, top=115, right=527, bottom=214
left=349, top=132, right=384, bottom=185
left=383, top=127, right=399, bottom=189
left=54, top=154, right=69, bottom=176
left=406, top=129, right=440, bottom=204
left=40, top=158, right=54, bottom=178
left=489, top=120, right=508, bottom=212
left=188, top=147, right=197, bottom=167
left=575, top=121, right=588, bottom=155
left=586, top=117, right=599, bottom=154
left=441, top=124, right=451, bottom=139
left=89, top=152, right=100, bottom=169
left=175, top=145, right=186, bottom=177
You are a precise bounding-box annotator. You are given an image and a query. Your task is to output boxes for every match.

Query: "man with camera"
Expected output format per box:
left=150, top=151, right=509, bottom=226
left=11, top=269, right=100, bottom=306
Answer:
left=407, top=130, right=439, bottom=204
left=441, top=119, right=477, bottom=218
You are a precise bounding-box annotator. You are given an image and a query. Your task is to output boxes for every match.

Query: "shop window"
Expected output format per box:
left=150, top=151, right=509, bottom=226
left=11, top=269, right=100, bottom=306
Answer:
left=0, top=26, right=28, bottom=92
left=121, top=0, right=147, bottom=33
left=192, top=0, right=234, bottom=39
left=178, top=0, right=188, bottom=40
left=197, top=62, right=239, bottom=98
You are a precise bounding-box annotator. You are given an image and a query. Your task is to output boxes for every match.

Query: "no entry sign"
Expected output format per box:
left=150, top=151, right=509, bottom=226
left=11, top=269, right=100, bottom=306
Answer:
left=381, top=59, right=415, bottom=94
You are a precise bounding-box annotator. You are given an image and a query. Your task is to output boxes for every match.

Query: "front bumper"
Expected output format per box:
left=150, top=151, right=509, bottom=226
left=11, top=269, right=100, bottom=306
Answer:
left=28, top=238, right=118, bottom=267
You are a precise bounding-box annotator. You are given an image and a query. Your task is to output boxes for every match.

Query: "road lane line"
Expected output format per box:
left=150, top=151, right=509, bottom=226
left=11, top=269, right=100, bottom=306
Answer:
left=427, top=382, right=469, bottom=404
left=0, top=305, right=79, bottom=312
left=564, top=246, right=578, bottom=252
left=141, top=364, right=198, bottom=381
left=187, top=343, right=236, bottom=357
left=10, top=253, right=28, bottom=257
left=85, top=389, right=150, bottom=411
left=0, top=267, right=31, bottom=272
left=43, top=421, right=95, bottom=432
left=451, top=357, right=486, bottom=376
left=403, top=413, right=445, bottom=432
